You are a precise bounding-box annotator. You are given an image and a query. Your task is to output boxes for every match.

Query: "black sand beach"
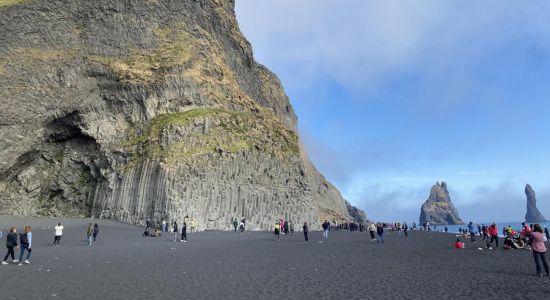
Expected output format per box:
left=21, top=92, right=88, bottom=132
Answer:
left=0, top=216, right=549, bottom=300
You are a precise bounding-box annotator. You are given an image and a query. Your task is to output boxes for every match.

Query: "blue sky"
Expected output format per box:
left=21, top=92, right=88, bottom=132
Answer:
left=235, top=0, right=550, bottom=223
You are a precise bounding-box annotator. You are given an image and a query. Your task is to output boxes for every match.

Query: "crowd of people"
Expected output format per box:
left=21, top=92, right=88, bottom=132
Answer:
left=454, top=221, right=550, bottom=277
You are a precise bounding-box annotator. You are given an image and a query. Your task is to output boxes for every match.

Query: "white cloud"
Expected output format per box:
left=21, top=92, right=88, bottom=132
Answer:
left=236, top=0, right=550, bottom=95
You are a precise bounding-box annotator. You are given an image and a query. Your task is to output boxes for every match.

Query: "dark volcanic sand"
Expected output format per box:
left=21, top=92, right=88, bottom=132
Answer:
left=0, top=216, right=549, bottom=300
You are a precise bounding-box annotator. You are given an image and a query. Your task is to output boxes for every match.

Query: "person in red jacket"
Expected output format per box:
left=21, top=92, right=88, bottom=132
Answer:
left=455, top=239, right=465, bottom=249
left=487, top=223, right=499, bottom=249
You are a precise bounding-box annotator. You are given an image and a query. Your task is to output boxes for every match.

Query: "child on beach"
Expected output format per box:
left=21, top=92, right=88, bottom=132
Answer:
left=455, top=239, right=465, bottom=249
left=53, top=222, right=63, bottom=246
left=2, top=227, right=18, bottom=265
left=18, top=226, right=32, bottom=265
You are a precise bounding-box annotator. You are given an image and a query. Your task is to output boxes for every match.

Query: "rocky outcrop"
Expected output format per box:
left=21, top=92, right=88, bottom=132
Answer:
left=0, top=0, right=366, bottom=230
left=525, top=184, right=546, bottom=223
left=419, top=182, right=463, bottom=225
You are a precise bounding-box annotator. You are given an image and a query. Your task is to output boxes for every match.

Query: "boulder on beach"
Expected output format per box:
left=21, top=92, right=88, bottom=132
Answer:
left=419, top=182, right=464, bottom=225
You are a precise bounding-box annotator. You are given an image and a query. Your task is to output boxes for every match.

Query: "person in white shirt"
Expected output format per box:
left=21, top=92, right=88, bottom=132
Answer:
left=53, top=222, right=64, bottom=246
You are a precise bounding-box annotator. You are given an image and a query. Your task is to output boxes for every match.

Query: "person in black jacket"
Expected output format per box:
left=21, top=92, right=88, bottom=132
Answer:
left=93, top=224, right=99, bottom=242
left=18, top=226, right=32, bottom=265
left=2, top=227, right=19, bottom=265
left=173, top=221, right=178, bottom=242
left=322, top=220, right=330, bottom=239
left=303, top=222, right=309, bottom=242
left=181, top=222, right=187, bottom=242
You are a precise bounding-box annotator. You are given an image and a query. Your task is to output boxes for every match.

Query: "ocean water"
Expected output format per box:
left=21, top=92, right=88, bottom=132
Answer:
left=430, top=221, right=550, bottom=237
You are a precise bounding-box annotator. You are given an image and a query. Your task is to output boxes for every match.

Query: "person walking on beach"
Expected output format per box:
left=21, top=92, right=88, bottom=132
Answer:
left=53, top=222, right=63, bottom=246
left=368, top=222, right=376, bottom=241
left=468, top=222, right=477, bottom=242
left=322, top=220, right=330, bottom=239
left=161, top=219, right=167, bottom=232
left=93, top=223, right=99, bottom=243
left=2, top=227, right=19, bottom=265
left=274, top=221, right=281, bottom=241
left=233, top=218, right=238, bottom=233
left=403, top=222, right=409, bottom=237
left=376, top=223, right=384, bottom=243
left=488, top=223, right=499, bottom=249
left=86, top=223, right=94, bottom=246
left=303, top=222, right=309, bottom=242
left=17, top=226, right=32, bottom=265
left=181, top=222, right=187, bottom=242
left=173, top=221, right=179, bottom=242
left=529, top=224, right=549, bottom=277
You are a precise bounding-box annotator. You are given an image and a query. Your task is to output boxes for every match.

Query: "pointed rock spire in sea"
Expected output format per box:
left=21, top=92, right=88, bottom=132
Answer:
left=419, top=181, right=464, bottom=225
left=525, top=184, right=546, bottom=223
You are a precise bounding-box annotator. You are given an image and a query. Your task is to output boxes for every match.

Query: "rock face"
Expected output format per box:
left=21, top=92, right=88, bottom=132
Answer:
left=0, top=0, right=366, bottom=230
left=525, top=184, right=546, bottom=223
left=419, top=182, right=463, bottom=225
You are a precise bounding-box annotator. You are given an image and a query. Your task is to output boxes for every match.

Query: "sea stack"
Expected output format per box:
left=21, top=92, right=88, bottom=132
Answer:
left=525, top=184, right=546, bottom=223
left=419, top=182, right=464, bottom=225
left=0, top=0, right=366, bottom=230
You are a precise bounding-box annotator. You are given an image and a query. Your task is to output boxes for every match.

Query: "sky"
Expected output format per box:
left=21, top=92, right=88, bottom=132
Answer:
left=235, top=0, right=550, bottom=223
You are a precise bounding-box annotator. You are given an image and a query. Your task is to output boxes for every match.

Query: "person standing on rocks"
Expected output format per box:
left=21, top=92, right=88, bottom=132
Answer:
left=2, top=227, right=19, bottom=265
left=181, top=221, right=187, bottom=243
left=529, top=224, right=549, bottom=277
left=53, top=222, right=63, bottom=246
left=322, top=220, right=330, bottom=239
left=17, top=226, right=32, bottom=265
left=303, top=222, right=309, bottom=242
left=93, top=223, right=99, bottom=243
left=86, top=223, right=94, bottom=246
left=173, top=221, right=179, bottom=242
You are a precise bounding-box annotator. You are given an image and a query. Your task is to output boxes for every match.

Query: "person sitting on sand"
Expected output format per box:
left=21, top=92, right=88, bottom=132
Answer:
left=53, top=222, right=64, bottom=246
left=2, top=227, right=19, bottom=265
left=239, top=221, right=245, bottom=233
left=150, top=229, right=161, bottom=237
left=455, top=239, right=465, bottom=249
left=529, top=224, right=549, bottom=277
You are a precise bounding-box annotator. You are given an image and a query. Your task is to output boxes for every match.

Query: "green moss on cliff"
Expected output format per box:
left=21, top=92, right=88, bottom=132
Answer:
left=0, top=0, right=30, bottom=7
left=90, top=27, right=193, bottom=83
left=124, top=108, right=299, bottom=165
